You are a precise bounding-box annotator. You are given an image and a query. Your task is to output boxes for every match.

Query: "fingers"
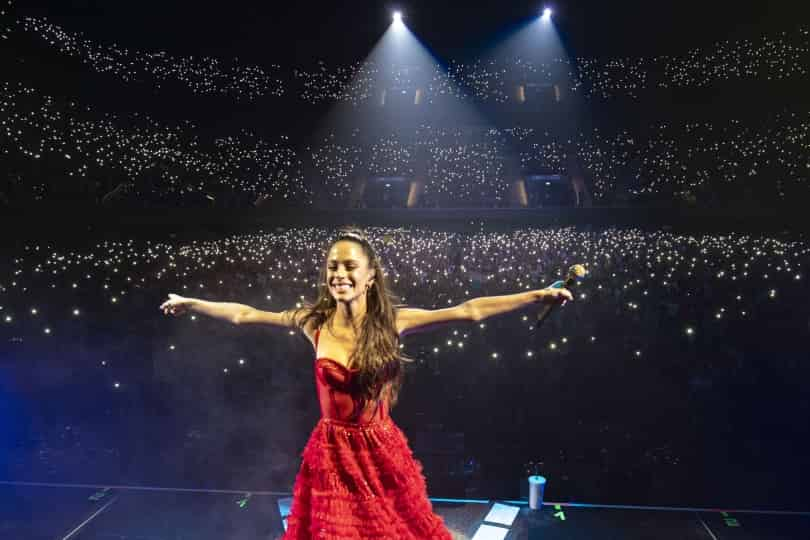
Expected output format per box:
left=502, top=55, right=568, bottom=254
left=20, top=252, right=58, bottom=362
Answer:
left=159, top=294, right=178, bottom=312
left=160, top=301, right=178, bottom=315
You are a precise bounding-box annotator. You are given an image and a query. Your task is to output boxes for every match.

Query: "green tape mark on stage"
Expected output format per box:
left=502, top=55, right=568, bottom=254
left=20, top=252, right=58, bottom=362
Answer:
left=88, top=487, right=111, bottom=502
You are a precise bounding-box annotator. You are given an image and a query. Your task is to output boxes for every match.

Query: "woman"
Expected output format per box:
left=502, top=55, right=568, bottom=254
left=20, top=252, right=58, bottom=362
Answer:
left=160, top=228, right=573, bottom=539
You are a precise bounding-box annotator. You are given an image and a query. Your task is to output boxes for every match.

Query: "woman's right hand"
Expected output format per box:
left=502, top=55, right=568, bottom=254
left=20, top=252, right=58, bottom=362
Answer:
left=160, top=293, right=193, bottom=317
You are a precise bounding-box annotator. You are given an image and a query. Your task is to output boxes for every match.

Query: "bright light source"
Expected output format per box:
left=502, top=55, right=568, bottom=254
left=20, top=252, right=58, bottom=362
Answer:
left=541, top=7, right=552, bottom=21
left=393, top=11, right=403, bottom=23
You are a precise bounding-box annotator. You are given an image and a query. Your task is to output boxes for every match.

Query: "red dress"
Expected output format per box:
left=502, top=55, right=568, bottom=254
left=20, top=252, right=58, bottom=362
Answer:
left=282, top=328, right=452, bottom=539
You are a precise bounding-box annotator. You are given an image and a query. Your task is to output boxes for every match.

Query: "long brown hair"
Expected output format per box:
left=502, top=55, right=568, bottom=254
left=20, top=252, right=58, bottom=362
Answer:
left=290, top=227, right=415, bottom=408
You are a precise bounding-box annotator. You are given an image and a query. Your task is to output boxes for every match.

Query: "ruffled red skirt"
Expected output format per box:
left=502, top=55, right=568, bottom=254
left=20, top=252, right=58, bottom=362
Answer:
left=282, top=415, right=452, bottom=539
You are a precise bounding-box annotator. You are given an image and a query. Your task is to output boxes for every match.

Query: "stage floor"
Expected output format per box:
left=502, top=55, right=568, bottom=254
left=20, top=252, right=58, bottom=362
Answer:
left=1, top=481, right=808, bottom=539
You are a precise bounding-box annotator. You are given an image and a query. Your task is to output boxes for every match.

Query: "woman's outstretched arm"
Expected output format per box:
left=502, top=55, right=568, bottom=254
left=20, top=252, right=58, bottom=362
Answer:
left=190, top=299, right=256, bottom=325
left=466, top=289, right=568, bottom=322
left=397, top=288, right=572, bottom=337
left=161, top=293, right=253, bottom=325
left=160, top=293, right=298, bottom=327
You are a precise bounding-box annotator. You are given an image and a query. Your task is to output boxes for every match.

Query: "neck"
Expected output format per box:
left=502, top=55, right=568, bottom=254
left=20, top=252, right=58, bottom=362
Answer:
left=334, top=303, right=366, bottom=329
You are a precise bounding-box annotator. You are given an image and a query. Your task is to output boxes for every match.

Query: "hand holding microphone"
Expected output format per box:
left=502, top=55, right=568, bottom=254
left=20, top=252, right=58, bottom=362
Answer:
left=539, top=286, right=574, bottom=306
left=536, top=264, right=588, bottom=329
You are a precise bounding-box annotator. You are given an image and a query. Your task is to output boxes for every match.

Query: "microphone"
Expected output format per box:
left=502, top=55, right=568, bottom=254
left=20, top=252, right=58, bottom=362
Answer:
left=536, top=264, right=588, bottom=329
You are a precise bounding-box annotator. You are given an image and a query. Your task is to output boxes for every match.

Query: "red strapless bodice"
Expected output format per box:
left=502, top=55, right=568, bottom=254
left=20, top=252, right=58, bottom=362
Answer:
left=314, top=328, right=389, bottom=424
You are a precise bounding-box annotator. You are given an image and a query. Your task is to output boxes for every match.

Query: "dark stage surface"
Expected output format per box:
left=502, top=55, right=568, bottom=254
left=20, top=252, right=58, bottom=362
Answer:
left=1, top=481, right=808, bottom=539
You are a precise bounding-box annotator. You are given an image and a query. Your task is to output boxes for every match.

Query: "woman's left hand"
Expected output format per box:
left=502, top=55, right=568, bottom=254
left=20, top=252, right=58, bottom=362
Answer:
left=538, top=287, right=574, bottom=306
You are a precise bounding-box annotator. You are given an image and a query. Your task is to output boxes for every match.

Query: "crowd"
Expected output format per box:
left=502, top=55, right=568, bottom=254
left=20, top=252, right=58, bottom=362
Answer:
left=3, top=82, right=808, bottom=207
left=16, top=16, right=285, bottom=101
left=1, top=226, right=808, bottom=505
left=3, top=3, right=808, bottom=209
left=0, top=82, right=312, bottom=208
left=5, top=8, right=808, bottom=103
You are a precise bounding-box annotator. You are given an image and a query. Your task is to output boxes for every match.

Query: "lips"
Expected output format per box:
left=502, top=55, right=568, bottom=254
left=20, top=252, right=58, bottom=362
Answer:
left=332, top=283, right=353, bottom=292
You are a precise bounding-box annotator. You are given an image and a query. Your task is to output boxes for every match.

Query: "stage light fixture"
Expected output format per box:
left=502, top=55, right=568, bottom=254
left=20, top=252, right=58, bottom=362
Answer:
left=541, top=7, right=553, bottom=21
left=393, top=11, right=403, bottom=23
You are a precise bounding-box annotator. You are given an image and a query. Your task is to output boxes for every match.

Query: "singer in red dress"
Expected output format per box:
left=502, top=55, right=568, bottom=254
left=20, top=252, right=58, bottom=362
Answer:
left=163, top=227, right=572, bottom=539
left=281, top=229, right=454, bottom=539
left=284, top=229, right=573, bottom=539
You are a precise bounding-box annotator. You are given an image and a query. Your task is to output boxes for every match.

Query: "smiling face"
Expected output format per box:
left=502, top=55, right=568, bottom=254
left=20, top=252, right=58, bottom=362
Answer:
left=327, top=240, right=375, bottom=302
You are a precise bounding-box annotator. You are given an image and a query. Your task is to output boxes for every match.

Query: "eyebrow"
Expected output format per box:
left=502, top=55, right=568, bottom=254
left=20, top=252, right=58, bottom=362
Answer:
left=328, top=259, right=358, bottom=263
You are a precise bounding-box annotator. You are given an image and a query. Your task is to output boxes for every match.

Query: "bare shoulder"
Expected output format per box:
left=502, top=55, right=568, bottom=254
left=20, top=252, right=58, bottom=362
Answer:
left=395, top=307, right=425, bottom=336
left=276, top=309, right=318, bottom=349
left=394, top=307, right=409, bottom=335
left=300, top=317, right=318, bottom=351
